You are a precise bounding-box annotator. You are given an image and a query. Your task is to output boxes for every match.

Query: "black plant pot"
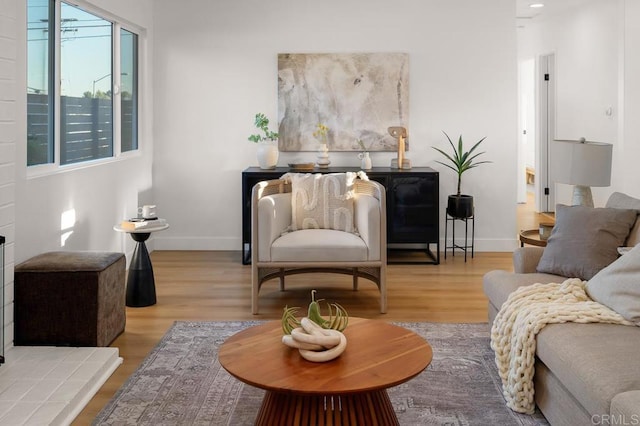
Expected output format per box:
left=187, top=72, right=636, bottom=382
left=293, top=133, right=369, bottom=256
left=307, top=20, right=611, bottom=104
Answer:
left=447, top=194, right=474, bottom=219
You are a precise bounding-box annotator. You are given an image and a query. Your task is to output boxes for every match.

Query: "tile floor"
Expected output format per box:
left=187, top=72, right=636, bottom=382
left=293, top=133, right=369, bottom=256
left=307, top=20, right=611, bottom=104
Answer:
left=0, top=346, right=122, bottom=425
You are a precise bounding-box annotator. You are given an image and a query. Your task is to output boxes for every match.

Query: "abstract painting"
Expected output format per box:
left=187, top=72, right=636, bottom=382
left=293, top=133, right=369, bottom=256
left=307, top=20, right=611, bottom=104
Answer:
left=277, top=53, right=409, bottom=152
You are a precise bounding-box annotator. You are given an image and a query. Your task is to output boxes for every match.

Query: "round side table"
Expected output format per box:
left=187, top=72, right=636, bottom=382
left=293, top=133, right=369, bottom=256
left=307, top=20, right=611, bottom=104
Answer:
left=219, top=317, right=432, bottom=425
left=114, top=222, right=169, bottom=307
left=518, top=229, right=547, bottom=247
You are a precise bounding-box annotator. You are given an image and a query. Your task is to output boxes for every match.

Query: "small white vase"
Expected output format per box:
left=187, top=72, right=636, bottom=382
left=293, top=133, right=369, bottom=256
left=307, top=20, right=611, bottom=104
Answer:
left=358, top=152, right=372, bottom=170
left=257, top=141, right=279, bottom=169
left=316, top=143, right=331, bottom=168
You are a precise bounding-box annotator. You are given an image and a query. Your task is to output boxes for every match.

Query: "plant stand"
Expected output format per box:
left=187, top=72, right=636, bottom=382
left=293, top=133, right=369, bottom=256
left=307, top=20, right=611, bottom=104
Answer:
left=444, top=208, right=475, bottom=262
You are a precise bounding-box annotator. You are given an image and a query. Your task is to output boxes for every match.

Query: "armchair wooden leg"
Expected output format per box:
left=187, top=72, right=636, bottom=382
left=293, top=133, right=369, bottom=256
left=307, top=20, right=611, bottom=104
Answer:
left=379, top=268, right=387, bottom=314
left=352, top=268, right=359, bottom=291
left=279, top=268, right=285, bottom=291
left=252, top=265, right=259, bottom=315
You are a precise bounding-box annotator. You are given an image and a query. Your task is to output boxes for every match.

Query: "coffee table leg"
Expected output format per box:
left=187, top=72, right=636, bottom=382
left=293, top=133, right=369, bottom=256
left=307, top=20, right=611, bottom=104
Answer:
left=256, top=390, right=399, bottom=426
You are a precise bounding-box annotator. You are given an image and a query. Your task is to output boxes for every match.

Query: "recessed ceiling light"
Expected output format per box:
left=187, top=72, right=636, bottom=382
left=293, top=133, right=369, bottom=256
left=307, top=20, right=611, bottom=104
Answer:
left=529, top=3, right=545, bottom=8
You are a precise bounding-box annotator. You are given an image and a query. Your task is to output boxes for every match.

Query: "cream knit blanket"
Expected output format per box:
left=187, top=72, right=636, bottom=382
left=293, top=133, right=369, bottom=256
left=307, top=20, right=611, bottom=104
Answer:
left=490, top=278, right=632, bottom=414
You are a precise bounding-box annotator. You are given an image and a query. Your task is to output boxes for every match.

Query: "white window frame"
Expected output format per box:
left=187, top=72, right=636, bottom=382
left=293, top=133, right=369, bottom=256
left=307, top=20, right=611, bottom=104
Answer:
left=27, top=0, right=145, bottom=178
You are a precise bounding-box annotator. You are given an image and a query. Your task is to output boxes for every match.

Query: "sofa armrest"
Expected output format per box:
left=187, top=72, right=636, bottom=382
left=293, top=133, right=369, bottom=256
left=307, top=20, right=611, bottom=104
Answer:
left=355, top=194, right=382, bottom=261
left=256, top=193, right=291, bottom=262
left=513, top=246, right=545, bottom=273
left=611, top=390, right=640, bottom=418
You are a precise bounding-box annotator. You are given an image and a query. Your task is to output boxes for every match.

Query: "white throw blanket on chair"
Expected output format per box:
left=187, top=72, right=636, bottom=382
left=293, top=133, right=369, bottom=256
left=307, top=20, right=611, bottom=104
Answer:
left=490, top=278, right=632, bottom=414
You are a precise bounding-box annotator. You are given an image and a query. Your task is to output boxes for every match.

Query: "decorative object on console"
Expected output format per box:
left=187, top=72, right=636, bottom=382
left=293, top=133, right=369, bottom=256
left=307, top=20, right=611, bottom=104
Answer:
left=277, top=52, right=409, bottom=152
left=552, top=138, right=612, bottom=207
left=288, top=162, right=315, bottom=171
left=248, top=112, right=279, bottom=169
left=313, top=123, right=331, bottom=168
left=388, top=126, right=410, bottom=169
left=357, top=139, right=372, bottom=170
left=433, top=131, right=490, bottom=218
left=358, top=151, right=372, bottom=170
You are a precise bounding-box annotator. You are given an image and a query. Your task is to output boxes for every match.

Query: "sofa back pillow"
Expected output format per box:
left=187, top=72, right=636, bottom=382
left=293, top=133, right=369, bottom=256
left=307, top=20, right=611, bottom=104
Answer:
left=586, top=243, right=640, bottom=325
left=605, top=192, right=640, bottom=246
left=287, top=172, right=357, bottom=233
left=536, top=204, right=637, bottom=280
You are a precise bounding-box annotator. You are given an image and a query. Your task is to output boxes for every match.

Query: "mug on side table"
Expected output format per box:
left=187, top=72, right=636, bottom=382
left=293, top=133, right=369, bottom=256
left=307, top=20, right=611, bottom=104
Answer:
left=138, top=205, right=157, bottom=219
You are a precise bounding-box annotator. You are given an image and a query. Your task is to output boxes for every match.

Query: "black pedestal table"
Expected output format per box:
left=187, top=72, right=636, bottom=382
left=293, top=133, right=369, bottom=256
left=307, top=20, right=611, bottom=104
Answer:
left=113, top=222, right=169, bottom=307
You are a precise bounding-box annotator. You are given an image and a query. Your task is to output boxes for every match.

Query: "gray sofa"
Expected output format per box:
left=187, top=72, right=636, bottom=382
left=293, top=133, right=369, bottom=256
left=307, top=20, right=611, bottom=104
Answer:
left=484, top=192, right=640, bottom=425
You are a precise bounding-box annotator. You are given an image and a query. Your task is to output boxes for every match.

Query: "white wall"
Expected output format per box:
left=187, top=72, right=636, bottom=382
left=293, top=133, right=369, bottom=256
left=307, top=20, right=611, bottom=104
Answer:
left=0, top=0, right=18, bottom=353
left=518, top=0, right=638, bottom=207
left=621, top=0, right=640, bottom=198
left=14, top=0, right=155, bottom=266
left=152, top=0, right=519, bottom=252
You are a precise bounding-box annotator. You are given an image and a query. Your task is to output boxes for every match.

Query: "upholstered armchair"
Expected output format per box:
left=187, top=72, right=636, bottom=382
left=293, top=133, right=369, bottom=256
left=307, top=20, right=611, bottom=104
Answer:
left=251, top=172, right=387, bottom=314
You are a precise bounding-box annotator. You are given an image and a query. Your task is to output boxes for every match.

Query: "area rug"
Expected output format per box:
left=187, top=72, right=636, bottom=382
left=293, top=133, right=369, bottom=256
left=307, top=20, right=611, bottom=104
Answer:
left=93, top=321, right=549, bottom=426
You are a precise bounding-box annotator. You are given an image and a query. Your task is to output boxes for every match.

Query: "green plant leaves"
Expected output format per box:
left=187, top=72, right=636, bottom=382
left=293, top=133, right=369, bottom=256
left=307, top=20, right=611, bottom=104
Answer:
left=248, top=112, right=279, bottom=142
left=433, top=131, right=491, bottom=195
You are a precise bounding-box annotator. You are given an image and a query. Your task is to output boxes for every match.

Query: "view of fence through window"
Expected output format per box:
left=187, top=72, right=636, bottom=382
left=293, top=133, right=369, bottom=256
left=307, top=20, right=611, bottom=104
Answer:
left=121, top=29, right=138, bottom=153
left=27, top=0, right=138, bottom=167
left=26, top=0, right=52, bottom=166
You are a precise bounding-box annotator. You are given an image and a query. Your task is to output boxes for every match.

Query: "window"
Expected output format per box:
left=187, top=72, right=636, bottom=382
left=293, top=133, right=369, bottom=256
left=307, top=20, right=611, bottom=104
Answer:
left=120, top=29, right=138, bottom=152
left=27, top=0, right=140, bottom=168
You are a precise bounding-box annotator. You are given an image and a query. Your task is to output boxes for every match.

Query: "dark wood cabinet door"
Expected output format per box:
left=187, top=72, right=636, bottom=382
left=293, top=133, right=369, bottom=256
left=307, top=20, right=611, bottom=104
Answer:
left=387, top=175, right=439, bottom=244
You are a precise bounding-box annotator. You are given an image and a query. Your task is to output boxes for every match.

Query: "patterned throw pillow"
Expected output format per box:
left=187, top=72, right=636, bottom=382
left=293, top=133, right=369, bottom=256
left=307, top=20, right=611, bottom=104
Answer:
left=286, top=172, right=359, bottom=233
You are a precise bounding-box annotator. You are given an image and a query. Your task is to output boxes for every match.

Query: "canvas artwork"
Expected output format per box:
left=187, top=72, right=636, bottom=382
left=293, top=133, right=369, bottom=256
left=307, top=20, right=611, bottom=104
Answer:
left=277, top=53, right=409, bottom=152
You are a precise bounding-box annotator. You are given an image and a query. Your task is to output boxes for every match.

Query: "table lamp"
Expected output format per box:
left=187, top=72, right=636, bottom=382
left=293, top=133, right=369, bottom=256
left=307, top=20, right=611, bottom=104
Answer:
left=552, top=138, right=612, bottom=207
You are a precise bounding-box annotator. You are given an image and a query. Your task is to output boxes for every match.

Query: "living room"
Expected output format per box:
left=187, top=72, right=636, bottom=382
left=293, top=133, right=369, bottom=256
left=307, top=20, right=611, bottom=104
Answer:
left=1, top=0, right=640, bottom=424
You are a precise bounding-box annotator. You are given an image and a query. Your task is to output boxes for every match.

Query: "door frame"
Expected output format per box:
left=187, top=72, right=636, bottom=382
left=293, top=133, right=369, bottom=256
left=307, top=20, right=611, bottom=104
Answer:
left=536, top=53, right=556, bottom=213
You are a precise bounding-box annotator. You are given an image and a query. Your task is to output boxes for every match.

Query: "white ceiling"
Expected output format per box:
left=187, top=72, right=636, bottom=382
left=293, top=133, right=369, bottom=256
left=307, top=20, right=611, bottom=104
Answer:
left=516, top=0, right=593, bottom=26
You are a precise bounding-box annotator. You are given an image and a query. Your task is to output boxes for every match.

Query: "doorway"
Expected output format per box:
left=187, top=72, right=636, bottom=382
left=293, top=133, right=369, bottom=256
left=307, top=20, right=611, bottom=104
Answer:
left=516, top=53, right=556, bottom=231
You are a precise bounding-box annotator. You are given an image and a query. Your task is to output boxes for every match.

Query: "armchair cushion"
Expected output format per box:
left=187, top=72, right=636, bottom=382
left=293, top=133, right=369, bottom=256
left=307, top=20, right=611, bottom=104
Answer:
left=287, top=172, right=358, bottom=233
left=271, top=229, right=368, bottom=262
left=536, top=204, right=637, bottom=280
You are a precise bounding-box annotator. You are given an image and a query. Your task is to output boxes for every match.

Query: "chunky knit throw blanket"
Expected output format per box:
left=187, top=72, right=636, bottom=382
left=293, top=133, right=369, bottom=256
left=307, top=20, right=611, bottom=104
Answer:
left=490, top=278, right=632, bottom=414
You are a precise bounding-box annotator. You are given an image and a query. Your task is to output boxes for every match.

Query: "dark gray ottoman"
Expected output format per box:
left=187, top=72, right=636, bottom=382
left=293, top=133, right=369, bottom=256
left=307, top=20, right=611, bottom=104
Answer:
left=14, top=251, right=126, bottom=347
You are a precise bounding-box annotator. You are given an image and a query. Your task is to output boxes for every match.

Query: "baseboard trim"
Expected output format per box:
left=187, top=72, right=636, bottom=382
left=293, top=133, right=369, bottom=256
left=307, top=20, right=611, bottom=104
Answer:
left=151, top=236, right=518, bottom=252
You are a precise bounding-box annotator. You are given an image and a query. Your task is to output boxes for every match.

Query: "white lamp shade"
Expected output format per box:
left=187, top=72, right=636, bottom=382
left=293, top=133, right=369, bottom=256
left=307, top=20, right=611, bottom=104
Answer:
left=551, top=139, right=612, bottom=187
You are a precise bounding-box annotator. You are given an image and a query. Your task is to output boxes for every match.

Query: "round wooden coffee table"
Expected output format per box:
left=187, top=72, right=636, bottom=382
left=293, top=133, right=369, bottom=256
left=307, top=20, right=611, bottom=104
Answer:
left=219, top=317, right=432, bottom=425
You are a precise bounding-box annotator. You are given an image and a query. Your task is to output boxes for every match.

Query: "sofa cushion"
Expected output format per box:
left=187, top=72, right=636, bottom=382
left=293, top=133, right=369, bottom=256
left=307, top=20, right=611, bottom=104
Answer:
left=483, top=270, right=566, bottom=311
left=271, top=229, right=367, bottom=262
left=536, top=322, right=640, bottom=417
left=536, top=204, right=637, bottom=280
left=586, top=244, right=640, bottom=324
left=287, top=173, right=357, bottom=233
left=606, top=192, right=640, bottom=246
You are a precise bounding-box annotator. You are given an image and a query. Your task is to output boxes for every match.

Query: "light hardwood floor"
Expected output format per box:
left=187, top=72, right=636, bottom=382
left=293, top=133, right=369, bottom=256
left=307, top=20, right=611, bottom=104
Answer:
left=75, top=197, right=545, bottom=423
left=74, top=250, right=513, bottom=423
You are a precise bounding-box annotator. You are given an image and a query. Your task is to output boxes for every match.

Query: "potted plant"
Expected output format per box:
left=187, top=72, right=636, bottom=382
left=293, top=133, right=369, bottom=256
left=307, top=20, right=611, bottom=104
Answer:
left=248, top=113, right=279, bottom=169
left=433, top=131, right=490, bottom=218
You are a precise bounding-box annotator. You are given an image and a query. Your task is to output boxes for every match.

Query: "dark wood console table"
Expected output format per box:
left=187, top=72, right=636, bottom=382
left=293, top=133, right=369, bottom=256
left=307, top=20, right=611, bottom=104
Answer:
left=241, top=166, right=440, bottom=265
